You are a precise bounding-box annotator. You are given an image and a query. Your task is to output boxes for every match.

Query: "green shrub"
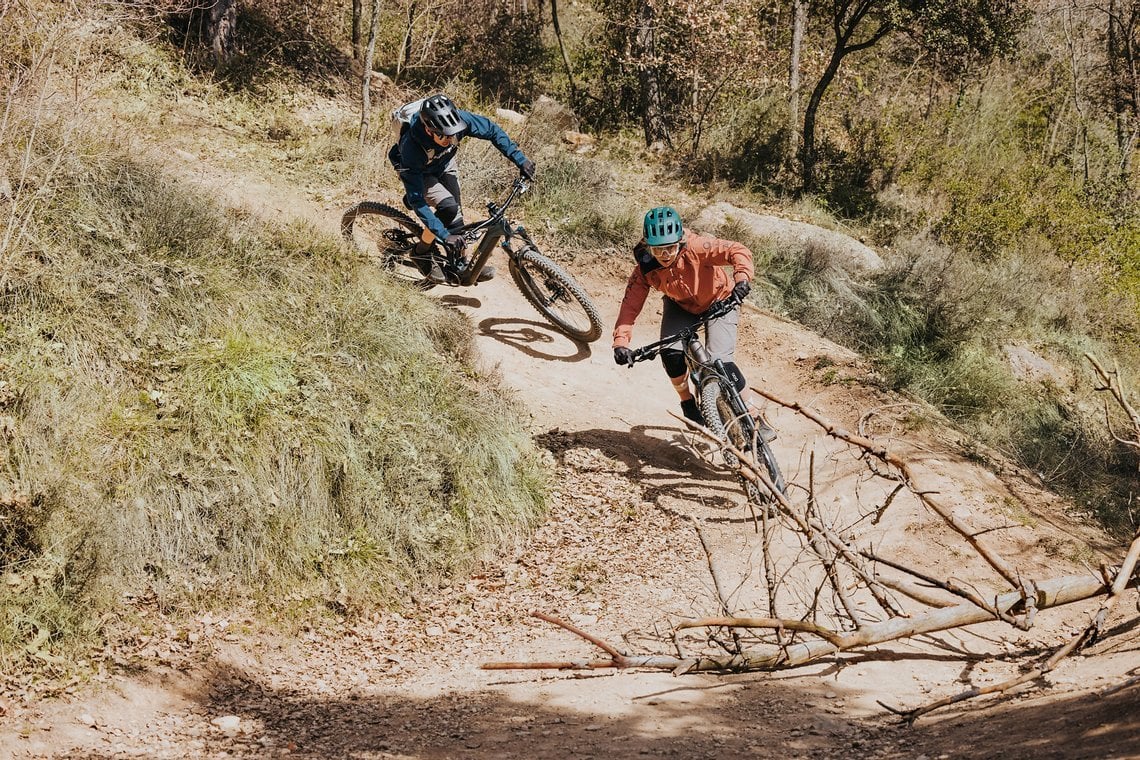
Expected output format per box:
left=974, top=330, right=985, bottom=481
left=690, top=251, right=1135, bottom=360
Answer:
left=522, top=152, right=639, bottom=251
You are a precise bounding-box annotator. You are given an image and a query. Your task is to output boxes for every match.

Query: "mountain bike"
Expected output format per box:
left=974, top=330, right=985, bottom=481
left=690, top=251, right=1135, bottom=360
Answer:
left=626, top=294, right=787, bottom=503
left=340, top=178, right=603, bottom=343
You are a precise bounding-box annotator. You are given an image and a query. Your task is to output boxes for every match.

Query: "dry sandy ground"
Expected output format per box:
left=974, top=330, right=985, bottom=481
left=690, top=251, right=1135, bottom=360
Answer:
left=2, top=123, right=1139, bottom=759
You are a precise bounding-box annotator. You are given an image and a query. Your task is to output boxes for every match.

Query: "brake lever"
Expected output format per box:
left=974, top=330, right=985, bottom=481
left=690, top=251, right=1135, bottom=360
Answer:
left=630, top=349, right=657, bottom=365
left=704, top=294, right=741, bottom=321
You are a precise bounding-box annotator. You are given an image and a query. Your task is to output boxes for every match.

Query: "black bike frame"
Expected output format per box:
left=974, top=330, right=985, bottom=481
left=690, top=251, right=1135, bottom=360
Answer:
left=629, top=297, right=757, bottom=442
left=439, top=180, right=530, bottom=287
left=629, top=295, right=787, bottom=499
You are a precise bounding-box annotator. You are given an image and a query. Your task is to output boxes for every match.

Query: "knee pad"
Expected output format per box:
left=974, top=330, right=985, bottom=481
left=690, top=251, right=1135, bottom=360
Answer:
left=660, top=348, right=686, bottom=379
left=724, top=361, right=747, bottom=392
left=436, top=198, right=463, bottom=230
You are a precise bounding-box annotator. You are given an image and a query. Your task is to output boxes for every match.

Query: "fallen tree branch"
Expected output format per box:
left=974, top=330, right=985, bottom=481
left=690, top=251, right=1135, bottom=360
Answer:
left=751, top=386, right=1025, bottom=592
left=1102, top=673, right=1140, bottom=696
left=676, top=616, right=846, bottom=647
left=510, top=384, right=1140, bottom=721
left=674, top=411, right=911, bottom=620
left=531, top=610, right=626, bottom=660
left=482, top=574, right=1130, bottom=673
left=482, top=659, right=620, bottom=670
left=887, top=528, right=1140, bottom=722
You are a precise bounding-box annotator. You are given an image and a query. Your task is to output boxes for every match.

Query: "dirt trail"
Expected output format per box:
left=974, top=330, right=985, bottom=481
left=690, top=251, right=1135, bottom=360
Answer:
left=3, top=113, right=1140, bottom=759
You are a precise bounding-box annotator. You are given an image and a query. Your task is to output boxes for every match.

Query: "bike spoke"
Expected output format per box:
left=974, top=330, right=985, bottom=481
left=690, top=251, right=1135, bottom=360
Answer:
left=341, top=203, right=437, bottom=290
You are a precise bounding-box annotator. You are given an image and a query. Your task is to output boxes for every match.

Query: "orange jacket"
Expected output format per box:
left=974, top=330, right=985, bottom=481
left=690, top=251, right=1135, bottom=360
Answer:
left=612, top=232, right=754, bottom=348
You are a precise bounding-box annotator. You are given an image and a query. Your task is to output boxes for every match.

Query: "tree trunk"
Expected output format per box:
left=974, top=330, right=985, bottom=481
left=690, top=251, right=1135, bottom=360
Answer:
left=787, top=0, right=807, bottom=171
left=801, top=50, right=843, bottom=193
left=359, top=0, right=381, bottom=146
left=1063, top=1, right=1092, bottom=187
left=635, top=2, right=670, bottom=147
left=799, top=0, right=889, bottom=193
left=397, top=0, right=418, bottom=81
left=206, top=0, right=238, bottom=65
left=1107, top=0, right=1139, bottom=194
left=551, top=0, right=577, bottom=103
left=352, top=0, right=363, bottom=60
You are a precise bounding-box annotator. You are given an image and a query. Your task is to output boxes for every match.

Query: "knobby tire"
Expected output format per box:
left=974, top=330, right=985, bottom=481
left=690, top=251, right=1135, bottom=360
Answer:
left=699, top=378, right=787, bottom=503
left=341, top=201, right=436, bottom=290
left=508, top=246, right=603, bottom=343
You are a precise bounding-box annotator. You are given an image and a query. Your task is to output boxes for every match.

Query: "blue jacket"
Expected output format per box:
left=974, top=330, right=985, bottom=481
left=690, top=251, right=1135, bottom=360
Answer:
left=390, top=109, right=528, bottom=241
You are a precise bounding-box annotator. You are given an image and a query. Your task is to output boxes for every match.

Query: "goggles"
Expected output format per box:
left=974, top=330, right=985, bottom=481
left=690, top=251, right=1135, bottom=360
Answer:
left=648, top=242, right=681, bottom=261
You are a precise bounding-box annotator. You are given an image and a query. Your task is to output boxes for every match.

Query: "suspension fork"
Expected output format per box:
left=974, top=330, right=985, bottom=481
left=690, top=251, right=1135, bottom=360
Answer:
left=685, top=335, right=711, bottom=383
left=690, top=336, right=755, bottom=439
left=710, top=356, right=752, bottom=423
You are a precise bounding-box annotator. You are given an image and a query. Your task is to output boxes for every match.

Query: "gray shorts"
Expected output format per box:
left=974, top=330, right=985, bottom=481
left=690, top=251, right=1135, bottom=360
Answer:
left=420, top=158, right=462, bottom=216
left=660, top=296, right=739, bottom=363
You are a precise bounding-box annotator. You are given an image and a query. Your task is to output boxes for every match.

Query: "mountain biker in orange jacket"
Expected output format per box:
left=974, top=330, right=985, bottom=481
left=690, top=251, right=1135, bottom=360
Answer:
left=389, top=93, right=536, bottom=284
left=613, top=206, right=768, bottom=432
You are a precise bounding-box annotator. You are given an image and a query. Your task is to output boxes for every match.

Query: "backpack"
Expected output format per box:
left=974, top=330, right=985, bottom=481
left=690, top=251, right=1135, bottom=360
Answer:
left=390, top=98, right=425, bottom=145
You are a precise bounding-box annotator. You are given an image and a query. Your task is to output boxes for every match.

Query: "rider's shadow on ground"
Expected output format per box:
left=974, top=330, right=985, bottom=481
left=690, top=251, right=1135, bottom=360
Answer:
left=477, top=316, right=592, bottom=362
left=535, top=424, right=758, bottom=525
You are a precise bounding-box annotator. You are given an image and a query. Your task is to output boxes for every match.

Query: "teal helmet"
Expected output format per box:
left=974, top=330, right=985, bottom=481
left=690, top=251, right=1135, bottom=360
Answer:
left=643, top=206, right=683, bottom=246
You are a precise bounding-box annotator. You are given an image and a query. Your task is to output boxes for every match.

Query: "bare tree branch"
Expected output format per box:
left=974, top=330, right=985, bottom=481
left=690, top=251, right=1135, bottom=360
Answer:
left=1087, top=353, right=1140, bottom=457
left=482, top=574, right=1132, bottom=673
left=751, top=386, right=1026, bottom=592
left=888, top=528, right=1140, bottom=722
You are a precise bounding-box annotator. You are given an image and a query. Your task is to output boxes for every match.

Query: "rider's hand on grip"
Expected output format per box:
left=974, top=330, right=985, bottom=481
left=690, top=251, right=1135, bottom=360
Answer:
left=613, top=346, right=634, bottom=366
left=520, top=159, right=536, bottom=181
left=731, top=279, right=751, bottom=302
left=444, top=234, right=466, bottom=258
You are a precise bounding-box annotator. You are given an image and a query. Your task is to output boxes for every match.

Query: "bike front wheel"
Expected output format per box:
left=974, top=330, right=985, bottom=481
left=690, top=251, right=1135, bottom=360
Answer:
left=699, top=378, right=787, bottom=502
left=508, top=247, right=603, bottom=343
left=341, top=201, right=437, bottom=290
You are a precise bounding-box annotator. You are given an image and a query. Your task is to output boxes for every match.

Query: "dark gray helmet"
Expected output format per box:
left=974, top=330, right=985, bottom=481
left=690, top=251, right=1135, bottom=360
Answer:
left=420, top=94, right=467, bottom=136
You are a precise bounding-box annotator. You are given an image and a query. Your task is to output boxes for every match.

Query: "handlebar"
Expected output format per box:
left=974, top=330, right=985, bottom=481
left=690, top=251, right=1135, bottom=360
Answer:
left=485, top=178, right=528, bottom=220
left=464, top=178, right=529, bottom=242
left=626, top=293, right=743, bottom=365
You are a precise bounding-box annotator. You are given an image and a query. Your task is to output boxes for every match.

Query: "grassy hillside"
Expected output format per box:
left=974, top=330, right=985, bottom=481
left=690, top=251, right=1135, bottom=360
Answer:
left=0, top=14, right=547, bottom=677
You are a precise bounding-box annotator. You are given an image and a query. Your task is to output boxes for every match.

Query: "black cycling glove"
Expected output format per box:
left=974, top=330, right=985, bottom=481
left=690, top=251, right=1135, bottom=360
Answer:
left=444, top=234, right=467, bottom=258
left=613, top=346, right=634, bottom=366
left=731, top=279, right=752, bottom=301
left=520, top=159, right=536, bottom=181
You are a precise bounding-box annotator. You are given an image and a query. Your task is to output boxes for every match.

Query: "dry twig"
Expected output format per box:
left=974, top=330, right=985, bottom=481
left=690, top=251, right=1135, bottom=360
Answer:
left=1087, top=353, right=1140, bottom=459
left=752, top=386, right=1026, bottom=594
left=886, top=528, right=1140, bottom=722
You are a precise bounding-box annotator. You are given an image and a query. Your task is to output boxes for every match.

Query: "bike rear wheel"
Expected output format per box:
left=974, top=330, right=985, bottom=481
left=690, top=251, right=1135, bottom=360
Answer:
left=699, top=378, right=787, bottom=502
left=341, top=201, right=437, bottom=290
left=508, top=246, right=603, bottom=342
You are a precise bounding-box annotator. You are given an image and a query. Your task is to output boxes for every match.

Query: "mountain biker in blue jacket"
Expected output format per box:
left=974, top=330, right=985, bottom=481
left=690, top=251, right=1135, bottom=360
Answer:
left=389, top=93, right=536, bottom=284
